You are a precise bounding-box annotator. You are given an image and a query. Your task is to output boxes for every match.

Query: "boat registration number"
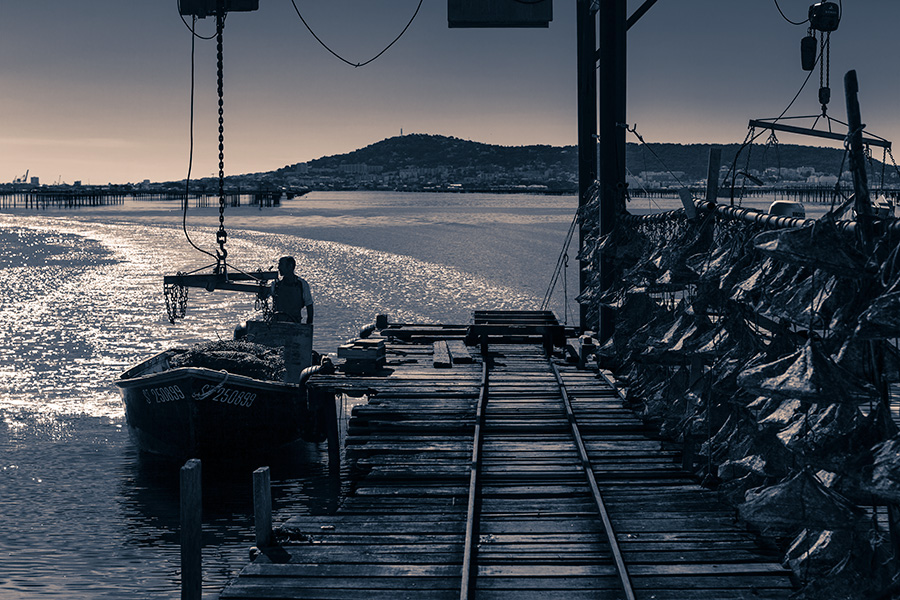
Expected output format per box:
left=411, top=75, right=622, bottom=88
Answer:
left=198, top=385, right=257, bottom=407
left=143, top=385, right=185, bottom=404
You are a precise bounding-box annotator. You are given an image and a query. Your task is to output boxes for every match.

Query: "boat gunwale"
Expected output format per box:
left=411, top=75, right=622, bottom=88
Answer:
left=116, top=361, right=301, bottom=393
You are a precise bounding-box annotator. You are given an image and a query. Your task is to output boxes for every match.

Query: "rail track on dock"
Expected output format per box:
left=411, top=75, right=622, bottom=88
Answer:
left=221, top=323, right=795, bottom=600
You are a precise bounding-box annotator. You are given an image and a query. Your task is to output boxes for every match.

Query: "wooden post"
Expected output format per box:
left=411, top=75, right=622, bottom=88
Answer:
left=253, top=467, right=273, bottom=548
left=706, top=147, right=721, bottom=203
left=844, top=70, right=873, bottom=248
left=180, top=459, right=202, bottom=600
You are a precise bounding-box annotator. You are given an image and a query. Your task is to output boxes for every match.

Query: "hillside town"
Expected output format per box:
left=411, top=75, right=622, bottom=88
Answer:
left=4, top=134, right=896, bottom=195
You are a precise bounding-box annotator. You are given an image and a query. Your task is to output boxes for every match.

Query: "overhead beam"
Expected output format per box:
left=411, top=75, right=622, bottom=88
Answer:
left=164, top=271, right=277, bottom=293
left=626, top=0, right=660, bottom=30
left=748, top=119, right=891, bottom=149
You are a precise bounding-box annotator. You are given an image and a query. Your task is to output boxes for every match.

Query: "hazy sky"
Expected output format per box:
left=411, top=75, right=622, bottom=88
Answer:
left=2, top=1, right=898, bottom=184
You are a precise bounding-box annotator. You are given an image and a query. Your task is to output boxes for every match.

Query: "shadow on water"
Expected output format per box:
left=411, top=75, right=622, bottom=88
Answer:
left=110, top=439, right=345, bottom=598
left=117, top=440, right=344, bottom=548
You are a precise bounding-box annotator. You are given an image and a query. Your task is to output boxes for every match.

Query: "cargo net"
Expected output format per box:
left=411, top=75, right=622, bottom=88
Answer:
left=582, top=183, right=900, bottom=598
left=168, top=340, right=285, bottom=381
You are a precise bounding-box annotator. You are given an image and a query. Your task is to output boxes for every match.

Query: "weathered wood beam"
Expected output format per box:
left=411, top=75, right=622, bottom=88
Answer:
left=626, top=0, right=660, bottom=31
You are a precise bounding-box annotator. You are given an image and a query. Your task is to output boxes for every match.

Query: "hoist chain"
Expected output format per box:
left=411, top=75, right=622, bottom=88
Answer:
left=215, top=1, right=228, bottom=273
left=886, top=148, right=900, bottom=181
left=818, top=31, right=831, bottom=114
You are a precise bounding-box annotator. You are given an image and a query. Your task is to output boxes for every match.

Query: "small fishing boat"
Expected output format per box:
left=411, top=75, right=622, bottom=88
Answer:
left=116, top=321, right=332, bottom=460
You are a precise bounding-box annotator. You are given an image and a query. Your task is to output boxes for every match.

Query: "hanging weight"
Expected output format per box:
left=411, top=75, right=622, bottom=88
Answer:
left=800, top=35, right=817, bottom=71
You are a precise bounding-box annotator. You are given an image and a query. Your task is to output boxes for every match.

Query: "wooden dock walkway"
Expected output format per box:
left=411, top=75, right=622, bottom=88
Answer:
left=220, top=316, right=795, bottom=599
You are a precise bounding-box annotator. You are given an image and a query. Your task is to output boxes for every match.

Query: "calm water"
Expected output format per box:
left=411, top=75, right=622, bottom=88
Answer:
left=0, top=191, right=578, bottom=598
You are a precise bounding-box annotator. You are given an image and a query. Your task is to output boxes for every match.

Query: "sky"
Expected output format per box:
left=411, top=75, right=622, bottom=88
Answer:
left=2, top=1, right=898, bottom=184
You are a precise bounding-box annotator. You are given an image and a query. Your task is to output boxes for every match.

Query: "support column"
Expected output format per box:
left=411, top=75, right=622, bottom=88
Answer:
left=597, top=0, right=627, bottom=343
left=576, top=0, right=597, bottom=332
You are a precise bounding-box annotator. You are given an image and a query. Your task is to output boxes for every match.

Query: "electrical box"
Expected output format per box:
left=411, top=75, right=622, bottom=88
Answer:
left=178, top=0, right=259, bottom=18
left=448, top=0, right=552, bottom=28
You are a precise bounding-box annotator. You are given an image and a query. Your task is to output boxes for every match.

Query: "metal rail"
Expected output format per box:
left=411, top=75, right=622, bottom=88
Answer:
left=549, top=358, right=637, bottom=600
left=458, top=342, right=635, bottom=600
left=459, top=360, right=488, bottom=600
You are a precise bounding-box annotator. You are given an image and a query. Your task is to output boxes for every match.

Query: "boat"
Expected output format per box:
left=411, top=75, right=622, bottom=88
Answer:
left=116, top=320, right=333, bottom=460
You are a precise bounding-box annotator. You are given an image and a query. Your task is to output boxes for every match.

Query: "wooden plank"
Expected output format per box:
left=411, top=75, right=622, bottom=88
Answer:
left=447, top=340, right=474, bottom=364
left=224, top=337, right=795, bottom=600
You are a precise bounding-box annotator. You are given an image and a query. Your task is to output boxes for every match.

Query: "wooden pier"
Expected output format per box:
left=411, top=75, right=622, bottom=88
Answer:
left=220, top=312, right=795, bottom=600
left=0, top=187, right=308, bottom=209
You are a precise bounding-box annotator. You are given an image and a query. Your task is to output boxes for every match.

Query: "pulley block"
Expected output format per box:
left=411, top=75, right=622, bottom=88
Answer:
left=808, top=2, right=840, bottom=32
left=178, top=0, right=258, bottom=18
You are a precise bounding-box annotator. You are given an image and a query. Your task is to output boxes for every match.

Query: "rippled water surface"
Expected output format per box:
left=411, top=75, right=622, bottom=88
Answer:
left=0, top=192, right=577, bottom=598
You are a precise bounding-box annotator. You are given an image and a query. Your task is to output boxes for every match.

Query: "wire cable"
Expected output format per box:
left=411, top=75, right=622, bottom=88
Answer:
left=180, top=12, right=218, bottom=39
left=289, top=0, right=424, bottom=68
left=723, top=61, right=819, bottom=201
left=624, top=124, right=689, bottom=190
left=773, top=0, right=808, bottom=25
left=183, top=16, right=219, bottom=262
left=542, top=210, right=580, bottom=311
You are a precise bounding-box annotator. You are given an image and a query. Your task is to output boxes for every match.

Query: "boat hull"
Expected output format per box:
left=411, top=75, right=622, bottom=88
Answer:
left=116, top=352, right=325, bottom=460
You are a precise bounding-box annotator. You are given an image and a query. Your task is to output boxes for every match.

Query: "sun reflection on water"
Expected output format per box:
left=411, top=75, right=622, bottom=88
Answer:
left=0, top=211, right=542, bottom=426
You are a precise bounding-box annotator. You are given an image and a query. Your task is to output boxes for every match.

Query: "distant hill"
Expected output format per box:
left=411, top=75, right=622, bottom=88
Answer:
left=258, top=133, right=895, bottom=190
left=300, top=134, right=577, bottom=173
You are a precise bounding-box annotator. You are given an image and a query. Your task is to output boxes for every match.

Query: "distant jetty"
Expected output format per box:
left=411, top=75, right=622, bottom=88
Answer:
left=0, top=186, right=309, bottom=210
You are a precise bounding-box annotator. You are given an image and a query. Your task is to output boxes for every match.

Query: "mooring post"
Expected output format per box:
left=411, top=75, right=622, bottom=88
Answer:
left=180, top=459, right=202, bottom=600
left=253, top=467, right=273, bottom=548
left=706, top=148, right=721, bottom=203
left=324, top=391, right=341, bottom=475
left=844, top=70, right=873, bottom=249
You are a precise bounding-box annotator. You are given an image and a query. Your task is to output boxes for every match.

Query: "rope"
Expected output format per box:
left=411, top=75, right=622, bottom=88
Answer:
left=182, top=16, right=219, bottom=263
left=623, top=124, right=689, bottom=190
left=542, top=209, right=580, bottom=311
left=563, top=254, right=569, bottom=326
left=193, top=370, right=231, bottom=400
left=289, top=0, right=424, bottom=68
left=625, top=165, right=662, bottom=210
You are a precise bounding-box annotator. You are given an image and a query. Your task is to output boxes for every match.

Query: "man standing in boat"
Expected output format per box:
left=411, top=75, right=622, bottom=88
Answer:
left=271, top=256, right=314, bottom=324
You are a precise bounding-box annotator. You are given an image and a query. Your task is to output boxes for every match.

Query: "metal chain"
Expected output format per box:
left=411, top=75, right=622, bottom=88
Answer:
left=818, top=32, right=824, bottom=93
left=215, top=2, right=228, bottom=272
left=164, top=276, right=189, bottom=323
left=818, top=32, right=831, bottom=115
left=886, top=147, right=900, bottom=181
